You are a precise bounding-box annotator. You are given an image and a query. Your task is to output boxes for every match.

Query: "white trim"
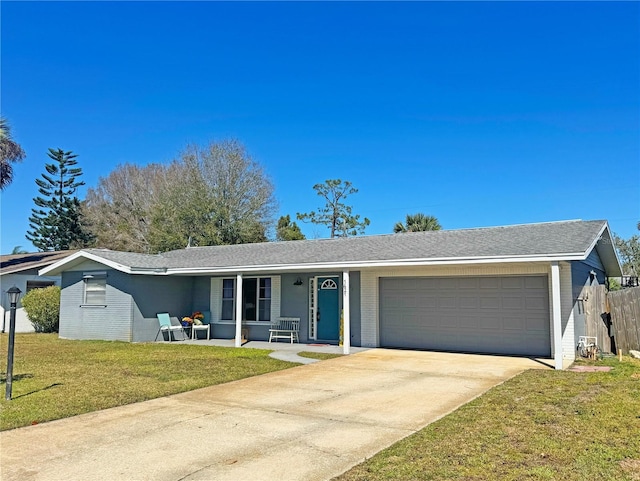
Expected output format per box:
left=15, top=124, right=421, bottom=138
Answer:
left=210, top=278, right=223, bottom=322
left=235, top=274, right=243, bottom=348
left=40, top=250, right=597, bottom=278
left=270, top=276, right=281, bottom=322
left=308, top=277, right=316, bottom=340
left=38, top=251, right=162, bottom=276
left=342, top=271, right=351, bottom=355
left=551, top=262, right=563, bottom=370
left=163, top=253, right=590, bottom=275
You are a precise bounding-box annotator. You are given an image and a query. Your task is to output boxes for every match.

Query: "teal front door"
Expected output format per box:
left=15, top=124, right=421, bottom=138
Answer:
left=317, top=276, right=340, bottom=341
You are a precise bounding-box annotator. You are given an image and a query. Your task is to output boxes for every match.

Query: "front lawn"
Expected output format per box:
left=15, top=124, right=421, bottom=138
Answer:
left=336, top=356, right=640, bottom=481
left=0, top=333, right=295, bottom=431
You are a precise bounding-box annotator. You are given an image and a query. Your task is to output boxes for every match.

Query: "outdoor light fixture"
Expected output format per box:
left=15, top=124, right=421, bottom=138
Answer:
left=5, top=285, right=22, bottom=400
left=293, top=277, right=303, bottom=286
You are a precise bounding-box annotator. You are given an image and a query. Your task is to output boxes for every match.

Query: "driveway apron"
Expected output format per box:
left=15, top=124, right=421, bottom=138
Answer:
left=0, top=349, right=550, bottom=481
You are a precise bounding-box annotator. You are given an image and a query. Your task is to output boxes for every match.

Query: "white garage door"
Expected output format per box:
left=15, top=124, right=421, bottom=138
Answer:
left=379, top=276, right=551, bottom=356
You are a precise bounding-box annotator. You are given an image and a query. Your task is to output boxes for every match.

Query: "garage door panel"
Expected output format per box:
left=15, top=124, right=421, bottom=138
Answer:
left=439, top=278, right=459, bottom=289
left=480, top=297, right=500, bottom=309
left=458, top=278, right=479, bottom=289
left=417, top=296, right=437, bottom=309
left=525, top=276, right=547, bottom=289
left=439, top=297, right=458, bottom=309
left=502, top=297, right=523, bottom=309
left=380, top=276, right=550, bottom=357
left=459, top=296, right=479, bottom=309
left=525, top=296, right=548, bottom=310
left=503, top=316, right=526, bottom=330
left=501, top=277, right=524, bottom=289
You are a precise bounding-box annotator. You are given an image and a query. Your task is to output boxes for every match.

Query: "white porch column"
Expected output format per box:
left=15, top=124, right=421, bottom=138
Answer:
left=551, top=262, right=563, bottom=370
left=342, top=270, right=351, bottom=355
left=235, top=274, right=243, bottom=348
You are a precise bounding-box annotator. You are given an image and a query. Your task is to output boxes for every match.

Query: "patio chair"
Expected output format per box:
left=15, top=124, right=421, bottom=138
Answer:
left=154, top=312, right=187, bottom=341
left=191, top=311, right=211, bottom=340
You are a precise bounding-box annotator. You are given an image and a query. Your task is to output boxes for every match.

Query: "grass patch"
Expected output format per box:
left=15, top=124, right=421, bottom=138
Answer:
left=297, top=351, right=344, bottom=361
left=0, top=333, right=295, bottom=431
left=336, top=356, right=640, bottom=481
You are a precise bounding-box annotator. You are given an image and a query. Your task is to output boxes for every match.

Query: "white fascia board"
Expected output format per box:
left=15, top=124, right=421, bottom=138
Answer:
left=39, top=251, right=134, bottom=276
left=578, top=222, right=623, bottom=277
left=165, top=253, right=586, bottom=276
left=582, top=222, right=609, bottom=262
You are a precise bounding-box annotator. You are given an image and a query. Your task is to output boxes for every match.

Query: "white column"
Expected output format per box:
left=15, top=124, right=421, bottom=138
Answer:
left=342, top=271, right=351, bottom=355
left=551, top=262, right=563, bottom=370
left=235, top=274, right=243, bottom=348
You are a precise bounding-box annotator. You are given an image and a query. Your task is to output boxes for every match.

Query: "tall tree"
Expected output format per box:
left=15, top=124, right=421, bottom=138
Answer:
left=0, top=117, right=26, bottom=190
left=174, top=139, right=276, bottom=247
left=26, top=148, right=93, bottom=251
left=85, top=162, right=179, bottom=252
left=394, top=213, right=442, bottom=233
left=276, top=215, right=305, bottom=241
left=297, top=179, right=370, bottom=238
left=83, top=139, right=276, bottom=253
left=614, top=233, right=640, bottom=277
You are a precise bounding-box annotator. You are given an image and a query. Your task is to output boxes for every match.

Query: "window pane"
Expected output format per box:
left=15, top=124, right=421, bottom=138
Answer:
left=259, top=278, right=271, bottom=299
left=223, top=279, right=234, bottom=299
left=84, top=277, right=106, bottom=305
left=259, top=300, right=271, bottom=321
left=221, top=300, right=234, bottom=320
left=26, top=281, right=55, bottom=293
left=243, top=279, right=257, bottom=321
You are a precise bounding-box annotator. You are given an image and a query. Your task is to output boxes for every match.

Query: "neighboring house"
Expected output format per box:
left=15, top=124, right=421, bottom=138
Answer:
left=1, top=250, right=77, bottom=333
left=40, top=220, right=621, bottom=369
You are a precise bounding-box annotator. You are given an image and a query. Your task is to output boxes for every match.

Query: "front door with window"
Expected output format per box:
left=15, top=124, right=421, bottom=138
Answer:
left=316, top=276, right=340, bottom=341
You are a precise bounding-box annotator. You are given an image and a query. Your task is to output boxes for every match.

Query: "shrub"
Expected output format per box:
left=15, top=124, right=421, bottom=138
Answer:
left=21, top=285, right=61, bottom=333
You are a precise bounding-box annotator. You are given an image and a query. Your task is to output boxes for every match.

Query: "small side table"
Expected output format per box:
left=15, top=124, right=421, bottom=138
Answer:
left=191, top=324, right=210, bottom=340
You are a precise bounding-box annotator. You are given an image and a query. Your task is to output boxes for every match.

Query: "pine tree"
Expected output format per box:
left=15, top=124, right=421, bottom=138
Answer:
left=276, top=215, right=305, bottom=241
left=26, top=148, right=93, bottom=251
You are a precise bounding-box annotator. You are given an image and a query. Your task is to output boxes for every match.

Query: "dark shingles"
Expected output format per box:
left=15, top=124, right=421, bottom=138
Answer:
left=81, top=220, right=607, bottom=271
left=0, top=250, right=79, bottom=275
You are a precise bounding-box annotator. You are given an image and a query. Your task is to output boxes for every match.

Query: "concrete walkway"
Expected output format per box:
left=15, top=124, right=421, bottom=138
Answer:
left=0, top=349, right=552, bottom=481
left=182, top=338, right=371, bottom=364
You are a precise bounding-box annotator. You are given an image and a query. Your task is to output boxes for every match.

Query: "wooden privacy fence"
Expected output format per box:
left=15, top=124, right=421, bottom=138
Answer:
left=583, top=285, right=612, bottom=353
left=607, top=287, right=640, bottom=353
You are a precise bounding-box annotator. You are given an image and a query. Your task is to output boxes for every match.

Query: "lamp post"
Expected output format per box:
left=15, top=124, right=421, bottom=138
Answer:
left=5, top=286, right=21, bottom=401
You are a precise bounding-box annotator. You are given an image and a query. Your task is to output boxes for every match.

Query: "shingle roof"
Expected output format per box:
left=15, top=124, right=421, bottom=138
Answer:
left=58, top=220, right=614, bottom=275
left=1, top=250, right=78, bottom=275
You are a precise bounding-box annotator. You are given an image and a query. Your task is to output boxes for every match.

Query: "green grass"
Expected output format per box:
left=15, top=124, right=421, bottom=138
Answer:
left=335, top=356, right=640, bottom=481
left=297, top=351, right=344, bottom=361
left=0, top=333, right=295, bottom=431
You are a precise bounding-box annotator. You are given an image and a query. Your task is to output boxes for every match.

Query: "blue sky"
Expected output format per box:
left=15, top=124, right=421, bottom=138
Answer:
left=1, top=1, right=638, bottom=254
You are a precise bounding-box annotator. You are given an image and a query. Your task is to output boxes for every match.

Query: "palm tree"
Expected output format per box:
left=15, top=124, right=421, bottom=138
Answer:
left=0, top=117, right=26, bottom=190
left=394, top=213, right=442, bottom=233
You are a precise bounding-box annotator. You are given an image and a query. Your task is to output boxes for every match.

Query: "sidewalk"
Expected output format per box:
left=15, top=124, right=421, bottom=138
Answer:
left=178, top=338, right=371, bottom=364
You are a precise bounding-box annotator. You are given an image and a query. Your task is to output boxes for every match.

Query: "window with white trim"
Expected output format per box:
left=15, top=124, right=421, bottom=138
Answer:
left=221, top=279, right=235, bottom=320
left=83, top=272, right=107, bottom=305
left=221, top=277, right=272, bottom=321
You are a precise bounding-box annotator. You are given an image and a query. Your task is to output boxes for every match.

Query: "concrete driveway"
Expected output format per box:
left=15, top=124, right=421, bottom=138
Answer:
left=0, top=349, right=550, bottom=481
